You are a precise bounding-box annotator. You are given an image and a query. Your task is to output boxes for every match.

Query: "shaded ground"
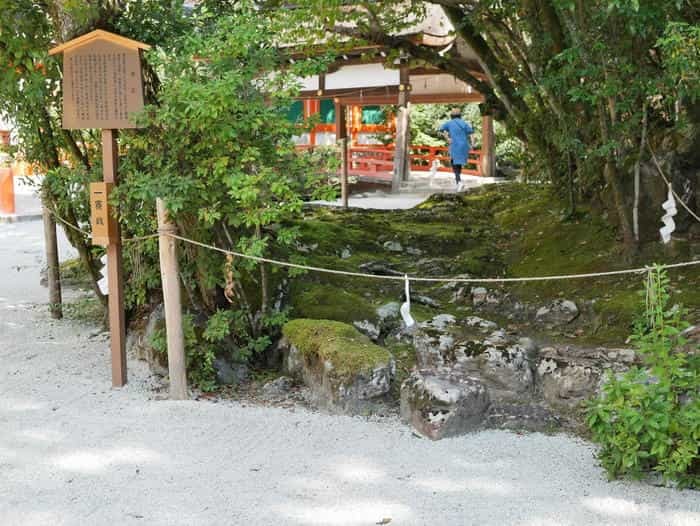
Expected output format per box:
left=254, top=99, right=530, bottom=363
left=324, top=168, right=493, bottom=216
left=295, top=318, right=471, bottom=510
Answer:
left=2, top=220, right=699, bottom=525
left=288, top=183, right=700, bottom=346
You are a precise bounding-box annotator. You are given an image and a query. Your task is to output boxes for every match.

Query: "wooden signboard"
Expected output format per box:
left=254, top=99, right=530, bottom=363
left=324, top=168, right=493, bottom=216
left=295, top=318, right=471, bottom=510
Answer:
left=49, top=30, right=150, bottom=129
left=89, top=182, right=118, bottom=247
left=50, top=31, right=150, bottom=388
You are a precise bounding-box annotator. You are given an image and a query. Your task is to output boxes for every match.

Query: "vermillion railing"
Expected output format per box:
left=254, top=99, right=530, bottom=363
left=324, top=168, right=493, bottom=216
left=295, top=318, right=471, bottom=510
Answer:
left=347, top=144, right=483, bottom=178
left=296, top=143, right=484, bottom=179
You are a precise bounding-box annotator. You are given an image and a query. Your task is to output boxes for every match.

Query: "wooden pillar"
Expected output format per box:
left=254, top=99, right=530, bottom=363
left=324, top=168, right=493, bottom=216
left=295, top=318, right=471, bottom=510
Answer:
left=156, top=198, right=188, bottom=400
left=335, top=100, right=349, bottom=208
left=42, top=197, right=62, bottom=320
left=392, top=63, right=411, bottom=192
left=481, top=114, right=496, bottom=178
left=352, top=105, right=362, bottom=145
left=102, top=129, right=127, bottom=387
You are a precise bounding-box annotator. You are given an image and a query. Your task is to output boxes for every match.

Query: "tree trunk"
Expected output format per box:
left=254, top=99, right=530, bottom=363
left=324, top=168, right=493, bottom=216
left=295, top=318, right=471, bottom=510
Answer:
left=603, top=160, right=636, bottom=252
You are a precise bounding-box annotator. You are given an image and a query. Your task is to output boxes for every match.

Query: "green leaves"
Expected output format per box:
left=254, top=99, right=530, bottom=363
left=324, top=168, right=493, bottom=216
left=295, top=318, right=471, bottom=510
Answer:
left=587, top=268, right=699, bottom=487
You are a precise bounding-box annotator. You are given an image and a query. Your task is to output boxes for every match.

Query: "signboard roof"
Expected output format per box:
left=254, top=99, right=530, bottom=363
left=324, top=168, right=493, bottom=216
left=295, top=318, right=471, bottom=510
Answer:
left=49, top=29, right=150, bottom=56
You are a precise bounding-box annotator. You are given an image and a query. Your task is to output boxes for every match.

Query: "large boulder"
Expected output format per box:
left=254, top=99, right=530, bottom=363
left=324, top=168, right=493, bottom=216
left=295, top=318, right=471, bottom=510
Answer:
left=281, top=319, right=395, bottom=414
left=536, top=345, right=636, bottom=408
left=452, top=332, right=537, bottom=402
left=400, top=369, right=490, bottom=440
left=413, top=316, right=537, bottom=404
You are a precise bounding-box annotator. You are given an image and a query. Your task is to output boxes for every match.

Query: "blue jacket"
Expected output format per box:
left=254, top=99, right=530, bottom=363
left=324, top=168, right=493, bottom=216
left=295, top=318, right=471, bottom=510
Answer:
left=439, top=117, right=473, bottom=165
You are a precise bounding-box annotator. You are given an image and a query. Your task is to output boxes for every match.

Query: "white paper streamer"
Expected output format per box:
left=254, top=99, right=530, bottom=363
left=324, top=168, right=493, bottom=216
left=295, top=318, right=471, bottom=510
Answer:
left=97, top=254, right=109, bottom=295
left=660, top=183, right=677, bottom=244
left=400, top=274, right=416, bottom=328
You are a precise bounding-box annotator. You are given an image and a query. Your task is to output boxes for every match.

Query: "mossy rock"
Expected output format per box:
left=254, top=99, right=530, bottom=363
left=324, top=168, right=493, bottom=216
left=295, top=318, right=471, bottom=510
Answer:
left=283, top=319, right=391, bottom=381
left=289, top=283, right=376, bottom=324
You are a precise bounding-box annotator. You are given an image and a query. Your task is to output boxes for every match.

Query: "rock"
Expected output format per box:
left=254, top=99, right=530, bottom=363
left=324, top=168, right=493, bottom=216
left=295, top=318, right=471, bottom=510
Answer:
left=406, top=246, right=423, bottom=256
left=376, top=302, right=401, bottom=334
left=413, top=295, right=441, bottom=309
left=126, top=303, right=168, bottom=377
left=340, top=248, right=352, bottom=259
left=464, top=316, right=498, bottom=331
left=535, top=300, right=579, bottom=325
left=383, top=240, right=403, bottom=252
left=281, top=319, right=395, bottom=414
left=536, top=346, right=614, bottom=408
left=359, top=261, right=403, bottom=276
left=376, top=302, right=401, bottom=323
left=400, top=369, right=490, bottom=440
left=214, top=357, right=249, bottom=386
left=471, top=287, right=488, bottom=306
left=429, top=314, right=456, bottom=331
left=353, top=320, right=381, bottom=341
left=485, top=290, right=502, bottom=306
left=296, top=243, right=318, bottom=253
left=455, top=339, right=536, bottom=402
left=262, top=376, right=294, bottom=397
left=485, top=402, right=562, bottom=432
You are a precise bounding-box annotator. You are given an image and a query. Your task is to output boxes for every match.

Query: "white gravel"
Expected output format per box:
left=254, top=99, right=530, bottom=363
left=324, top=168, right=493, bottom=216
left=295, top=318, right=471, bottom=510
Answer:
left=1, top=221, right=699, bottom=526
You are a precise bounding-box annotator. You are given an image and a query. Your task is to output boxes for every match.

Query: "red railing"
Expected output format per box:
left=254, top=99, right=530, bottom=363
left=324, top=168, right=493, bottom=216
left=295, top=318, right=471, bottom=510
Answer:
left=348, top=145, right=483, bottom=178
left=296, top=143, right=485, bottom=179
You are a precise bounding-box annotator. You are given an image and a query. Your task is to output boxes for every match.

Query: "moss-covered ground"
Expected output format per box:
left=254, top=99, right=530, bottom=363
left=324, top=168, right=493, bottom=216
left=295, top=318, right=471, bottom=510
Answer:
left=284, top=183, right=700, bottom=347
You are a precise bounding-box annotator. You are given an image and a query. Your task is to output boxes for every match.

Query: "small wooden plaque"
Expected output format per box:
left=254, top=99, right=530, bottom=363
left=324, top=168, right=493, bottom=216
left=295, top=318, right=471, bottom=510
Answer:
left=90, top=182, right=118, bottom=247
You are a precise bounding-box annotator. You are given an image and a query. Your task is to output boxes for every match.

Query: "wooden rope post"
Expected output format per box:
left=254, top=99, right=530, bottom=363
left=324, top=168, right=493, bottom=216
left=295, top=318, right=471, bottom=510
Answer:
left=41, top=197, right=62, bottom=320
left=156, top=198, right=188, bottom=400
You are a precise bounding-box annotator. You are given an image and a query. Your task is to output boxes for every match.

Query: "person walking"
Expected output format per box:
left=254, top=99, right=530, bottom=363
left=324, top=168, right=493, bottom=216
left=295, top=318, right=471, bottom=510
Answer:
left=439, top=108, right=474, bottom=192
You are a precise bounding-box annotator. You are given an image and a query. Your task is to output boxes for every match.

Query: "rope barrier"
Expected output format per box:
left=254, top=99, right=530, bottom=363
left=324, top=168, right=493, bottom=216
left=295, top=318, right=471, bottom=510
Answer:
left=166, top=232, right=700, bottom=283
left=48, top=207, right=158, bottom=244
left=44, top=182, right=700, bottom=284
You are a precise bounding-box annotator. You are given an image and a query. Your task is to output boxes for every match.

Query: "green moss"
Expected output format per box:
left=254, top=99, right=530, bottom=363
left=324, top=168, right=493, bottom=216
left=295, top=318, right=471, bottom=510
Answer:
left=286, top=183, right=700, bottom=348
left=290, top=283, right=375, bottom=323
left=283, top=319, right=391, bottom=379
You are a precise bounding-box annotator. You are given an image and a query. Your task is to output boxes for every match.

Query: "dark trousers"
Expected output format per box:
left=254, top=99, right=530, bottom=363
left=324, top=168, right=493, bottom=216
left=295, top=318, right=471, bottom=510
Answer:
left=451, top=161, right=462, bottom=183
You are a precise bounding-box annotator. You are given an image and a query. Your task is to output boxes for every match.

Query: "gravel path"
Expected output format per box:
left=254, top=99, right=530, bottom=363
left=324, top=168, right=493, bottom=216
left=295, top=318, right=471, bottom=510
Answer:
left=1, top=221, right=699, bottom=526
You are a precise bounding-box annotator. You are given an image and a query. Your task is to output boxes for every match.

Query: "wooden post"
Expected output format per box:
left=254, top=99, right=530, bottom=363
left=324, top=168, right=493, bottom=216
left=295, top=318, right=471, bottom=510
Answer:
left=481, top=114, right=496, bottom=178
left=42, top=201, right=62, bottom=319
left=335, top=101, right=349, bottom=208
left=102, top=129, right=127, bottom=387
left=392, top=63, right=411, bottom=192
left=156, top=198, right=188, bottom=400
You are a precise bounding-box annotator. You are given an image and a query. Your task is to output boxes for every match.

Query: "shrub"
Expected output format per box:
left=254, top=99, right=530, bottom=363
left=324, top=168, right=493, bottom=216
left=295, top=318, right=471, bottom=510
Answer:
left=587, top=267, right=699, bottom=487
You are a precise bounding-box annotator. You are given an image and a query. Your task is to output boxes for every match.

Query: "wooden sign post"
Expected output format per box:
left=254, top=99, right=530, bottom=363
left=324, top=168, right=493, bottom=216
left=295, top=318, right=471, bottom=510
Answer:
left=50, top=30, right=150, bottom=387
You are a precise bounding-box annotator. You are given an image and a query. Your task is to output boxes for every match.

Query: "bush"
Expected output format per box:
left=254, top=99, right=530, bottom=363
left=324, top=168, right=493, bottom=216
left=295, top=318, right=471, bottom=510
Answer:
left=587, top=267, right=699, bottom=487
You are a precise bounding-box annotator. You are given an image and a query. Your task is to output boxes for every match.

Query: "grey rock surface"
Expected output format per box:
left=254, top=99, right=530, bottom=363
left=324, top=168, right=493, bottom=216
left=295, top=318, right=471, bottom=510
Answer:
left=261, top=375, right=294, bottom=397
left=535, top=299, right=580, bottom=325
left=282, top=341, right=394, bottom=415
left=353, top=320, right=381, bottom=341
left=400, top=369, right=490, bottom=440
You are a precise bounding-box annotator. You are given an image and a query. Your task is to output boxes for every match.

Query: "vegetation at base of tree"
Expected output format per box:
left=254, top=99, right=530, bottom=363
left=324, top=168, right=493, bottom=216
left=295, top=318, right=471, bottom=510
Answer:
left=282, top=319, right=392, bottom=381
left=587, top=267, right=699, bottom=488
